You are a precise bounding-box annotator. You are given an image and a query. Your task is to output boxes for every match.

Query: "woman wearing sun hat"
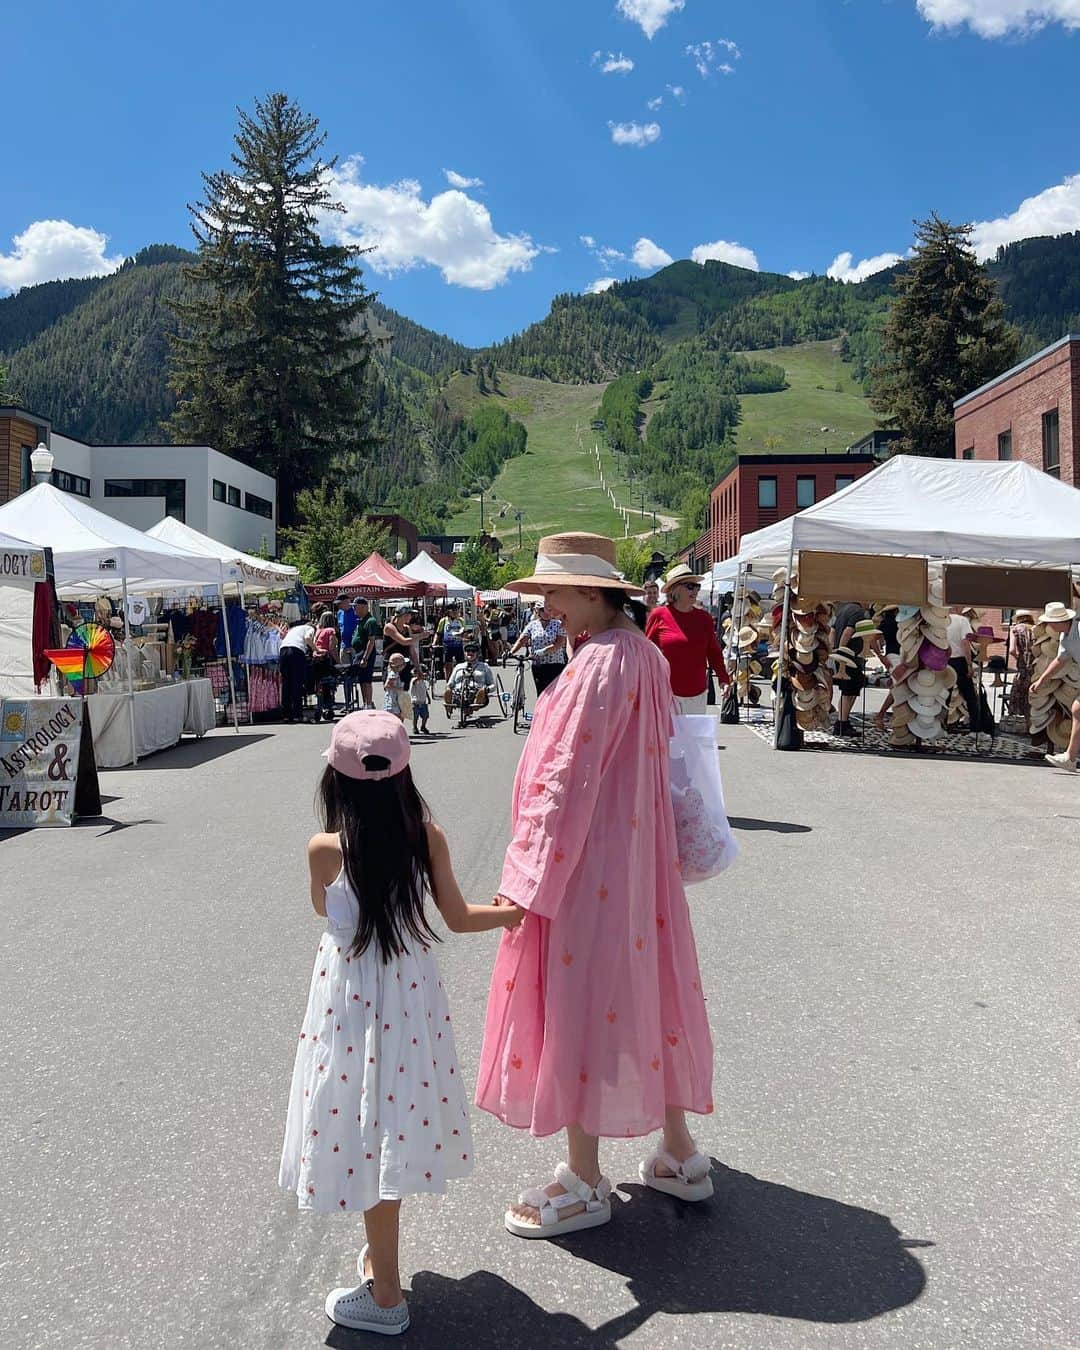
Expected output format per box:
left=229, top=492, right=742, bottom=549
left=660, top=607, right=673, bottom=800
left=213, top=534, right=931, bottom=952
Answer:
left=477, top=533, right=716, bottom=1238
left=645, top=563, right=730, bottom=714
left=1031, top=601, right=1080, bottom=769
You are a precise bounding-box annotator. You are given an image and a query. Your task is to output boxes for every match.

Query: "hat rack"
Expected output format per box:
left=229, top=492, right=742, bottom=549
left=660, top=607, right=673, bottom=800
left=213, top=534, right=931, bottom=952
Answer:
left=1029, top=622, right=1080, bottom=751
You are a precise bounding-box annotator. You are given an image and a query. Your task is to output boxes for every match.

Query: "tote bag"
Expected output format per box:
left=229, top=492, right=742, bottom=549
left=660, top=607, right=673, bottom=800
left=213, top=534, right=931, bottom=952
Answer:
left=669, top=714, right=739, bottom=885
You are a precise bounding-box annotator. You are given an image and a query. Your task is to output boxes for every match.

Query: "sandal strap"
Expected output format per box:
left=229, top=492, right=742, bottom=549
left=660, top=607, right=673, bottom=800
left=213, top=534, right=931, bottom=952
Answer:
left=646, top=1150, right=711, bottom=1184
left=555, top=1163, right=612, bottom=1208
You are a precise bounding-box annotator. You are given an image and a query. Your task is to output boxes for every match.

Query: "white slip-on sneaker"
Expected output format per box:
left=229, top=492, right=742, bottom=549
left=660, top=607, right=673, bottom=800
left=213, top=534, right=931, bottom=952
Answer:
left=1044, top=752, right=1078, bottom=771
left=325, top=1280, right=409, bottom=1335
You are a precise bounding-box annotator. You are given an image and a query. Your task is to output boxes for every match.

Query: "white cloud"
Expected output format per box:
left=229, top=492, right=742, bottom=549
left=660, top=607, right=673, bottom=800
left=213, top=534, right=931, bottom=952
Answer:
left=667, top=83, right=687, bottom=101
left=609, top=120, right=662, bottom=148
left=580, top=234, right=598, bottom=249
left=0, top=219, right=123, bottom=293
left=916, top=0, right=1080, bottom=38
left=685, top=39, right=742, bottom=78
left=580, top=235, right=627, bottom=272
left=444, top=168, right=484, bottom=189
left=647, top=95, right=663, bottom=110
left=970, top=172, right=1080, bottom=258
left=827, top=250, right=906, bottom=283
left=592, top=49, right=635, bottom=74
left=691, top=238, right=760, bottom=270
left=325, top=156, right=540, bottom=290
left=616, top=0, right=685, bottom=40
left=632, top=236, right=674, bottom=270
left=586, top=276, right=619, bottom=293
left=787, top=269, right=811, bottom=280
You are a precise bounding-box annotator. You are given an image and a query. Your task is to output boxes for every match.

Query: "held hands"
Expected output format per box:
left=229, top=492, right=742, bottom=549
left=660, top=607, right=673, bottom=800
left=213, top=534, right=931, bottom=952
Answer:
left=492, top=894, right=525, bottom=928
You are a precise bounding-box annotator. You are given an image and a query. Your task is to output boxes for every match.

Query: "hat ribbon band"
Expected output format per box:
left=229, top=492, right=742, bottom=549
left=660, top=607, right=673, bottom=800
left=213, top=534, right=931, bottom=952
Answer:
left=532, top=552, right=623, bottom=582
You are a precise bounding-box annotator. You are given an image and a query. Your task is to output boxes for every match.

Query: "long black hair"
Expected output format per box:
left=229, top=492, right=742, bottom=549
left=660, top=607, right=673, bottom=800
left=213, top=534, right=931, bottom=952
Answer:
left=317, top=761, right=441, bottom=962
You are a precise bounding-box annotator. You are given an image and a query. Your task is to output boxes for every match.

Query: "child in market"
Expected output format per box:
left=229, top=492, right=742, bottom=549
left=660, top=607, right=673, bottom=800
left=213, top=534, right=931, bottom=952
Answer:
left=383, top=652, right=409, bottom=722
left=279, top=713, right=523, bottom=1334
left=409, top=672, right=431, bottom=735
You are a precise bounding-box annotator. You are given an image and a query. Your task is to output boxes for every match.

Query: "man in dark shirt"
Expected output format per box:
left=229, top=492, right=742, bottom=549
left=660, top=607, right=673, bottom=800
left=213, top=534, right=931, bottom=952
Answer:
left=830, top=601, right=868, bottom=737
left=349, top=597, right=381, bottom=710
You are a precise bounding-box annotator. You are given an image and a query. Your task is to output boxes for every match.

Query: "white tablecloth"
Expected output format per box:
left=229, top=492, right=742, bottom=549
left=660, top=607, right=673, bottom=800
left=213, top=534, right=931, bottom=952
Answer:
left=86, top=679, right=216, bottom=767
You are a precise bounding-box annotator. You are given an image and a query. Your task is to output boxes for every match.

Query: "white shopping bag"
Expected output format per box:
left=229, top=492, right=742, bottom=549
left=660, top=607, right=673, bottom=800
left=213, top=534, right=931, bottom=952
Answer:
left=669, top=714, right=739, bottom=884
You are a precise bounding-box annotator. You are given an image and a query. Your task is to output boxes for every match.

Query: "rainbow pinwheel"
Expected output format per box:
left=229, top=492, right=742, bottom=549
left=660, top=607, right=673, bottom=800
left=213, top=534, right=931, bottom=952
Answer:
left=46, top=623, right=116, bottom=692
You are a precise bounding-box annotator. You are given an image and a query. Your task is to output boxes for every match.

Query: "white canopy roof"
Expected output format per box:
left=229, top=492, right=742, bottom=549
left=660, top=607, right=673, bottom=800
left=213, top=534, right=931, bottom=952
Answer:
left=0, top=483, right=225, bottom=594
left=0, top=528, right=47, bottom=587
left=400, top=550, right=473, bottom=599
left=146, top=516, right=298, bottom=592
left=738, top=455, right=1080, bottom=568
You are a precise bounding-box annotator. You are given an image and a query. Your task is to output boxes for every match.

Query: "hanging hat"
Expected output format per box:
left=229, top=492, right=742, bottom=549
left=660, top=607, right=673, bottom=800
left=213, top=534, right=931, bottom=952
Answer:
left=1038, top=601, right=1077, bottom=624
left=506, top=532, right=640, bottom=594
left=911, top=714, right=945, bottom=741
left=851, top=619, right=881, bottom=642
left=896, top=604, right=920, bottom=623
left=1013, top=609, right=1036, bottom=623
left=771, top=567, right=789, bottom=583
left=918, top=640, right=950, bottom=671
left=737, top=625, right=759, bottom=649
left=911, top=668, right=946, bottom=692
left=662, top=563, right=705, bottom=594
left=892, top=704, right=915, bottom=726
left=909, top=694, right=948, bottom=717
left=791, top=596, right=816, bottom=616
left=830, top=650, right=858, bottom=672
left=891, top=681, right=913, bottom=706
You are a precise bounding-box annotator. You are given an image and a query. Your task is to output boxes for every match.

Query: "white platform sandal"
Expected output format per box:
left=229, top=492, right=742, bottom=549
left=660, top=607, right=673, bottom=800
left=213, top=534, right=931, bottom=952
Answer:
left=639, top=1150, right=714, bottom=1201
left=505, top=1163, right=613, bottom=1239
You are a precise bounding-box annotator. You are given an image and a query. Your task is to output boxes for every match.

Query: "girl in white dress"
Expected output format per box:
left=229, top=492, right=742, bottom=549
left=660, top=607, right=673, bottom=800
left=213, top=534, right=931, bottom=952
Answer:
left=279, top=712, right=522, bottom=1335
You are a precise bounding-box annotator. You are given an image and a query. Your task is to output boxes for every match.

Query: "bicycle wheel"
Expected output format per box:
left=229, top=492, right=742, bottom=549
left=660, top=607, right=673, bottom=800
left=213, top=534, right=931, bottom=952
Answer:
left=495, top=674, right=509, bottom=720
left=513, top=667, right=527, bottom=734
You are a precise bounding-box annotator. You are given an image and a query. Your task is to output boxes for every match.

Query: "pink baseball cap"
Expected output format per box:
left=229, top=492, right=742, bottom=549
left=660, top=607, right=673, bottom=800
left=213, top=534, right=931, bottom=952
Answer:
left=322, top=712, right=411, bottom=781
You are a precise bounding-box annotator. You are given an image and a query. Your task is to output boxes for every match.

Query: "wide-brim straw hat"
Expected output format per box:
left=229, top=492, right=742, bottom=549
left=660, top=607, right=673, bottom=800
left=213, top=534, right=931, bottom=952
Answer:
left=909, top=694, right=947, bottom=717
left=1013, top=609, right=1036, bottom=623
left=1038, top=601, right=1077, bottom=624
left=791, top=596, right=817, bottom=616
left=506, top=532, right=641, bottom=594
left=911, top=715, right=946, bottom=740
left=737, top=625, right=759, bottom=648
left=911, top=668, right=948, bottom=692
left=662, top=563, right=706, bottom=594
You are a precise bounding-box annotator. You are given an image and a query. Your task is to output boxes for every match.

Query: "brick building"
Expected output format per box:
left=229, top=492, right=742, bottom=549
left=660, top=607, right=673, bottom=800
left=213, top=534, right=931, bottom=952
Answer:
left=954, top=333, right=1079, bottom=483
left=680, top=453, right=877, bottom=569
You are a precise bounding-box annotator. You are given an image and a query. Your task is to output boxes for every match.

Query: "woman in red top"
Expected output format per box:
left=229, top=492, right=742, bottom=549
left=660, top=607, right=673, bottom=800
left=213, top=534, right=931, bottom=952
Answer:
left=645, top=564, right=730, bottom=713
left=311, top=612, right=340, bottom=722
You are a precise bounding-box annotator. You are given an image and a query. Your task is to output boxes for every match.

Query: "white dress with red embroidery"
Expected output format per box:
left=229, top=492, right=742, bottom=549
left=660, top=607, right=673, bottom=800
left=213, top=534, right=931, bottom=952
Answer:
left=279, top=864, right=473, bottom=1214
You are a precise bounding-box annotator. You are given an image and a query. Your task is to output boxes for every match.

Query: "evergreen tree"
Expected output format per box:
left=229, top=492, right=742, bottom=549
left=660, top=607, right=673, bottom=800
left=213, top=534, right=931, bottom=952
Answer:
left=0, top=360, right=19, bottom=404
left=279, top=483, right=389, bottom=583
left=166, top=93, right=374, bottom=520
left=871, top=214, right=1020, bottom=457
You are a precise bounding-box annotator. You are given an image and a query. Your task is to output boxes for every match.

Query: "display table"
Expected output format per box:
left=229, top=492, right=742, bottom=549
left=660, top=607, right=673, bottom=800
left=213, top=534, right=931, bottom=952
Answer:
left=86, top=679, right=216, bottom=768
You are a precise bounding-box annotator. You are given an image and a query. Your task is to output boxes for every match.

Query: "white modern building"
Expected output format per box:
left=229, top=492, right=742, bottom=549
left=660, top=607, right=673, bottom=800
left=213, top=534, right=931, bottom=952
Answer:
left=0, top=406, right=278, bottom=555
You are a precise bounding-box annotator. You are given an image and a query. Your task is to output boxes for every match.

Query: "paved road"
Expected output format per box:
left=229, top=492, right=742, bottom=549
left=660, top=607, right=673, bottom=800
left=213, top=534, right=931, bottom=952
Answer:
left=2, top=710, right=1078, bottom=1349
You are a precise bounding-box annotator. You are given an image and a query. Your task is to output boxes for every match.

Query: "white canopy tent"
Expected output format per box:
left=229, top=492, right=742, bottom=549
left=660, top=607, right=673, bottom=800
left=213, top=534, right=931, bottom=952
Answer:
left=400, top=550, right=472, bottom=600
left=146, top=516, right=298, bottom=593
left=0, top=528, right=48, bottom=699
left=737, top=456, right=1080, bottom=569
left=0, top=484, right=239, bottom=759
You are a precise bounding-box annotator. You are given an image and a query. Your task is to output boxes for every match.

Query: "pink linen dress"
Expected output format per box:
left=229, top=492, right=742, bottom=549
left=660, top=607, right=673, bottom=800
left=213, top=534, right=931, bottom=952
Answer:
left=476, top=627, right=714, bottom=1139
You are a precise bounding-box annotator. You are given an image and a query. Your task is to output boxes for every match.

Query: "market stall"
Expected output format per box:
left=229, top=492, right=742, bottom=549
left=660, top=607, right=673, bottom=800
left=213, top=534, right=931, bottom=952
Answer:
left=732, top=457, right=1080, bottom=753
left=400, top=550, right=471, bottom=601
left=306, top=552, right=434, bottom=605
left=146, top=516, right=300, bottom=723
left=0, top=528, right=48, bottom=699
left=0, top=484, right=234, bottom=765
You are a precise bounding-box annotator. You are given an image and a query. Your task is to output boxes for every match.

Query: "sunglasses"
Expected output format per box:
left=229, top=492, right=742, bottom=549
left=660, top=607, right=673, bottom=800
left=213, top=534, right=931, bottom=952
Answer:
left=681, top=582, right=702, bottom=592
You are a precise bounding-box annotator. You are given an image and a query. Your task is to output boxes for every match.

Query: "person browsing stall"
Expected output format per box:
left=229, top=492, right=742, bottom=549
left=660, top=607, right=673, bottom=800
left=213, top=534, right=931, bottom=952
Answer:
left=1033, top=601, right=1080, bottom=770
left=279, top=618, right=315, bottom=724
left=830, top=601, right=882, bottom=737
left=645, top=564, right=730, bottom=715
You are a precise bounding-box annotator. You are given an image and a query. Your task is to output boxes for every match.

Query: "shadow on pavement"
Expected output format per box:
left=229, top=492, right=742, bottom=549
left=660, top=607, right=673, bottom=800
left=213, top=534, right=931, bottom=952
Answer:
left=728, top=816, right=812, bottom=834
left=325, top=1163, right=928, bottom=1348
left=104, top=733, right=274, bottom=771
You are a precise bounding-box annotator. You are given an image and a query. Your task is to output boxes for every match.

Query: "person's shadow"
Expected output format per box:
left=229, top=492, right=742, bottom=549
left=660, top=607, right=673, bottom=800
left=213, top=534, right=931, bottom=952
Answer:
left=325, top=1161, right=928, bottom=1347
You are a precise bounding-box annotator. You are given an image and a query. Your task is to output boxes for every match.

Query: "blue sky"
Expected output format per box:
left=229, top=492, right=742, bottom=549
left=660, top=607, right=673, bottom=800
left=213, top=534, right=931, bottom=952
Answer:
left=5, top=0, right=1080, bottom=345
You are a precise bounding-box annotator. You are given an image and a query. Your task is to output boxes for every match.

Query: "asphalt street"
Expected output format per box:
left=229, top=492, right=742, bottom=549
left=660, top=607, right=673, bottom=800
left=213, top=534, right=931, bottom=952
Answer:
left=1, top=706, right=1078, bottom=1350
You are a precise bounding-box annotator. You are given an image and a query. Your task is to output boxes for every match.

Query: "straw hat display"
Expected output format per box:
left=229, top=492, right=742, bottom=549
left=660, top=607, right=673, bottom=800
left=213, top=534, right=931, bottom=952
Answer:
left=890, top=575, right=953, bottom=747
left=773, top=595, right=832, bottom=731
left=1029, top=616, right=1080, bottom=749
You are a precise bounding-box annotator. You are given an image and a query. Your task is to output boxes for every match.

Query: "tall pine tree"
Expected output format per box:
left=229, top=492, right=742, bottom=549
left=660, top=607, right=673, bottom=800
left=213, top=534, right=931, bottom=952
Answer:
left=167, top=93, right=373, bottom=520
left=871, top=214, right=1020, bottom=457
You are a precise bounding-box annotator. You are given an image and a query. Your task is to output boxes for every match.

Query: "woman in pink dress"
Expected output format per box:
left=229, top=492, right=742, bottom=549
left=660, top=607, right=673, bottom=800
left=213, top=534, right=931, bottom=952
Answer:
left=476, top=533, right=715, bottom=1238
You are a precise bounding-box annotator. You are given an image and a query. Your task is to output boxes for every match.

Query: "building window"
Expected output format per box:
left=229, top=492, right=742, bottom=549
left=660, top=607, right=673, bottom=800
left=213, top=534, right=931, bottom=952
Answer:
left=244, top=491, right=273, bottom=519
left=227, top=484, right=241, bottom=508
left=757, top=476, right=777, bottom=509
left=961, top=449, right=974, bottom=461
left=104, top=478, right=186, bottom=520
left=1043, top=409, right=1060, bottom=478
left=835, top=475, right=855, bottom=490
left=796, top=476, right=815, bottom=508
left=51, top=469, right=91, bottom=497
left=213, top=479, right=227, bottom=502
left=20, top=445, right=33, bottom=492
left=997, top=430, right=1012, bottom=461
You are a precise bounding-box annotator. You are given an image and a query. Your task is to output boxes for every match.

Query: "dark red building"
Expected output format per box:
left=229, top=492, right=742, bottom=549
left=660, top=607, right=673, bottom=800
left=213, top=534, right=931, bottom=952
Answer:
left=689, top=453, right=876, bottom=566
left=954, top=333, right=1079, bottom=483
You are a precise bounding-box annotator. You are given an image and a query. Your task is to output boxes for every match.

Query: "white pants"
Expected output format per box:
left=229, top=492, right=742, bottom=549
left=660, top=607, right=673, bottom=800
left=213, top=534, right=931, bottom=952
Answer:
left=674, top=691, right=709, bottom=715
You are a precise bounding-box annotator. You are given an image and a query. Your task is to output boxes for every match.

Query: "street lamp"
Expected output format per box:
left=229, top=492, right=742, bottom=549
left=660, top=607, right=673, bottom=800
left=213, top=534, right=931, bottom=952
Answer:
left=514, top=510, right=523, bottom=551
left=30, top=443, right=54, bottom=485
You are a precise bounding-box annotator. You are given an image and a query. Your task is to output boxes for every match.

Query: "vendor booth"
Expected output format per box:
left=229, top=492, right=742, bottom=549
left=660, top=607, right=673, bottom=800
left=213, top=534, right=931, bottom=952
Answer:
left=0, top=529, right=48, bottom=699
left=731, top=456, right=1080, bottom=754
left=306, top=552, right=435, bottom=605
left=0, top=484, right=235, bottom=766
left=400, top=551, right=471, bottom=601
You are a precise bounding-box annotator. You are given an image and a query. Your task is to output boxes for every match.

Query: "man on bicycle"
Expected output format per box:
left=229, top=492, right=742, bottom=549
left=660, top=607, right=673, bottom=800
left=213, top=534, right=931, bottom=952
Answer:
left=435, top=603, right=466, bottom=681
left=444, top=640, right=496, bottom=716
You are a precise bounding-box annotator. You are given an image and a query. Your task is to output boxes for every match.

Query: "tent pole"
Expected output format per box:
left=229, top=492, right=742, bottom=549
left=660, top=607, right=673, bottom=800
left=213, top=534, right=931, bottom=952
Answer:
left=239, top=581, right=254, bottom=725
left=220, top=576, right=239, bottom=734
left=121, top=570, right=138, bottom=766
left=773, top=540, right=796, bottom=749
